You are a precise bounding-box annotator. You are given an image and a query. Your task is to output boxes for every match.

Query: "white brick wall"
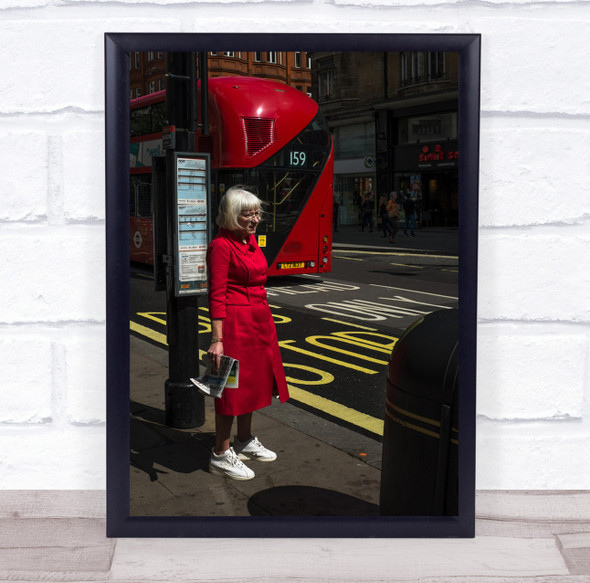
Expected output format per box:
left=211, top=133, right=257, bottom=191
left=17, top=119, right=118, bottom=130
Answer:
left=1, top=2, right=588, bottom=490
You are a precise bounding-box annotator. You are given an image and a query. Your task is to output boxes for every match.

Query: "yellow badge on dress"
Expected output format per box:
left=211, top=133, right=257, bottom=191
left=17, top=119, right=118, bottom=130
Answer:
left=258, top=235, right=267, bottom=247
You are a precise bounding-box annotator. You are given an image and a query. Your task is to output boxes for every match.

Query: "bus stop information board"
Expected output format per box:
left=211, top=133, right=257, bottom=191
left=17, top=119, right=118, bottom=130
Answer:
left=173, top=153, right=211, bottom=297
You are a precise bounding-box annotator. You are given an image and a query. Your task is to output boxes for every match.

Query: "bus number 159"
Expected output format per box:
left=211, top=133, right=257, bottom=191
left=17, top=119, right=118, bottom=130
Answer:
left=289, top=151, right=307, bottom=167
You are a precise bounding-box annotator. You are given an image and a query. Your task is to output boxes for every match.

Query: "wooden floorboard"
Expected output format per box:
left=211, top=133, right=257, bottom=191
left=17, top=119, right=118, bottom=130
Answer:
left=0, top=491, right=588, bottom=582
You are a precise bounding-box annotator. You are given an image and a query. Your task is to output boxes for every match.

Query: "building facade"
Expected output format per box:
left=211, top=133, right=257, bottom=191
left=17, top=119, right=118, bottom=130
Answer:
left=129, top=51, right=312, bottom=100
left=310, top=51, right=459, bottom=227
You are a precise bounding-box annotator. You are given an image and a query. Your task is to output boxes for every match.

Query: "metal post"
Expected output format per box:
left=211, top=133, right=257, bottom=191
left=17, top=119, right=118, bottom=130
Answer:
left=164, top=52, right=204, bottom=429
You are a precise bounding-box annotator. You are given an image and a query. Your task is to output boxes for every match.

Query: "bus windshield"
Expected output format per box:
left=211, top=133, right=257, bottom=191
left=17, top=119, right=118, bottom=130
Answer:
left=214, top=111, right=332, bottom=236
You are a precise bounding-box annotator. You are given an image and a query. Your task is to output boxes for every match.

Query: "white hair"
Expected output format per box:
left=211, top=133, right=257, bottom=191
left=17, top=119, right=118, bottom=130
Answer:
left=216, top=185, right=263, bottom=230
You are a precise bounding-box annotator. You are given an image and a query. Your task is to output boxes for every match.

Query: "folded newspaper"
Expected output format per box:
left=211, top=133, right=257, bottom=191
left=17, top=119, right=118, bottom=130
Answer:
left=190, top=355, right=239, bottom=398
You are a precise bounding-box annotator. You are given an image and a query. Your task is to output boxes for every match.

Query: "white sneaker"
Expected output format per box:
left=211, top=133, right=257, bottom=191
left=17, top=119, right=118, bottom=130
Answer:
left=233, top=436, right=277, bottom=462
left=209, top=447, right=255, bottom=481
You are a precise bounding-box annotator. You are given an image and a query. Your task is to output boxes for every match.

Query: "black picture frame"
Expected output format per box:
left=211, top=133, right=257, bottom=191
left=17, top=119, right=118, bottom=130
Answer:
left=106, top=32, right=480, bottom=538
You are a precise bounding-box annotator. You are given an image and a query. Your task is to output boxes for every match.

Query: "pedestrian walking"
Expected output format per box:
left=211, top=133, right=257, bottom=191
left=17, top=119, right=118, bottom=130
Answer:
left=403, top=193, right=416, bottom=237
left=378, top=195, right=391, bottom=238
left=386, top=192, right=400, bottom=243
left=206, top=186, right=290, bottom=481
left=360, top=193, right=374, bottom=232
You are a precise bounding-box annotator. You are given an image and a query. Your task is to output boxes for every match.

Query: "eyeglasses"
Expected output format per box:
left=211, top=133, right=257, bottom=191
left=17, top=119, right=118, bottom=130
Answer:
left=240, top=211, right=262, bottom=221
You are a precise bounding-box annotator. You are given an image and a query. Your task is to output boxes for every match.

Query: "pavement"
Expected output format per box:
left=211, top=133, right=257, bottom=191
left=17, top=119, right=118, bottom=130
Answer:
left=333, top=221, right=458, bottom=256
left=129, top=221, right=458, bottom=517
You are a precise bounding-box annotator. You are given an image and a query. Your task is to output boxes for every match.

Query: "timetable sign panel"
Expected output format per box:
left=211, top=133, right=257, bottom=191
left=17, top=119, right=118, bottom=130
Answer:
left=174, top=154, right=211, bottom=297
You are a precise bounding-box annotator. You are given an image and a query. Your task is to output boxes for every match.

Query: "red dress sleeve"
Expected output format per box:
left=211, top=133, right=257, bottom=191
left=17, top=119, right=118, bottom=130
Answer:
left=207, top=238, right=231, bottom=320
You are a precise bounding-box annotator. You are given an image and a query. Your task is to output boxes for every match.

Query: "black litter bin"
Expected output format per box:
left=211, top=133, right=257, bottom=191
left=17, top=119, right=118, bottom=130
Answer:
left=380, top=308, right=459, bottom=516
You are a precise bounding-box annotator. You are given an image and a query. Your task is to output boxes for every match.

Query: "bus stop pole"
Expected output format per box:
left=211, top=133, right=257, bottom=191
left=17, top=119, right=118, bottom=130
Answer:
left=164, top=52, right=205, bottom=428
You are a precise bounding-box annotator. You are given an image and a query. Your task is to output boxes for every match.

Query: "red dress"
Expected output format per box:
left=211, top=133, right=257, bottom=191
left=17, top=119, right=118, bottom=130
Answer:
left=206, top=229, right=289, bottom=416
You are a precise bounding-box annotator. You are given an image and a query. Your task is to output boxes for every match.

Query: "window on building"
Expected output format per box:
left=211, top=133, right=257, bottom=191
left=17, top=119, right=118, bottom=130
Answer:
left=295, top=52, right=302, bottom=68
left=268, top=51, right=278, bottom=64
left=148, top=81, right=155, bottom=94
left=134, top=52, right=140, bottom=69
left=147, top=52, right=154, bottom=62
left=401, top=52, right=446, bottom=86
left=318, top=69, right=335, bottom=99
left=397, top=112, right=457, bottom=144
left=429, top=52, right=445, bottom=79
left=334, top=123, right=375, bottom=158
left=222, top=51, right=235, bottom=57
left=254, top=52, right=262, bottom=62
left=135, top=88, right=141, bottom=98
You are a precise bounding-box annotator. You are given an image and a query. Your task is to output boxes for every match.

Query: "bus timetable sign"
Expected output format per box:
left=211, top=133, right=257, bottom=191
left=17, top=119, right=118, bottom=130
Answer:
left=173, top=152, right=212, bottom=297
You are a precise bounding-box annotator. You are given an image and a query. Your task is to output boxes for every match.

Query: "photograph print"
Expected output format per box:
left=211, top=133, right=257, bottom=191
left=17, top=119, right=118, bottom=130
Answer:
left=106, top=33, right=480, bottom=538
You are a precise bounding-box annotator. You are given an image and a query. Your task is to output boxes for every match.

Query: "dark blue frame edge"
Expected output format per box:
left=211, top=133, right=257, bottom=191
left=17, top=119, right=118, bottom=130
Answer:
left=105, top=32, right=480, bottom=538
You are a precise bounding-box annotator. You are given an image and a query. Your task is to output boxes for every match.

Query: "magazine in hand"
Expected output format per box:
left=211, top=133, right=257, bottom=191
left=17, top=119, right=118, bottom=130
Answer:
left=190, top=355, right=239, bottom=398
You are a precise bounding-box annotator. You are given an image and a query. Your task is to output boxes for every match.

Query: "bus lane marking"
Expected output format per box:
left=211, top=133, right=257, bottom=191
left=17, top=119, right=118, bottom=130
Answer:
left=335, top=250, right=457, bottom=260
left=304, top=299, right=426, bottom=321
left=305, top=335, right=391, bottom=365
left=131, top=303, right=392, bottom=437
left=279, top=340, right=379, bottom=375
left=331, top=331, right=396, bottom=354
left=283, top=363, right=334, bottom=386
left=378, top=295, right=455, bottom=310
left=369, top=284, right=458, bottom=300
left=266, top=281, right=360, bottom=297
left=321, top=318, right=377, bottom=331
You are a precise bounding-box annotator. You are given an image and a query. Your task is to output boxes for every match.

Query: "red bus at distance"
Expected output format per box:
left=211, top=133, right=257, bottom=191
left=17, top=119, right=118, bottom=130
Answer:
left=130, top=76, right=334, bottom=276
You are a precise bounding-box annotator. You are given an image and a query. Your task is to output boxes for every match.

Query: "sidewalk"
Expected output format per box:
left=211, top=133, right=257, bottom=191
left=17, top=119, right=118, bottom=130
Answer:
left=333, top=222, right=459, bottom=256
left=130, top=336, right=382, bottom=517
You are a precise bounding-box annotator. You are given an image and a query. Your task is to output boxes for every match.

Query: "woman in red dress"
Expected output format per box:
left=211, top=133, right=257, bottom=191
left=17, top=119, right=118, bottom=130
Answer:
left=206, top=186, right=289, bottom=480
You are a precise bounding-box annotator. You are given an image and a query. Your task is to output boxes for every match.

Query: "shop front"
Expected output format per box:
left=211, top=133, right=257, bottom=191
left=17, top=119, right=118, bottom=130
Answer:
left=387, top=108, right=459, bottom=228
left=393, top=141, right=459, bottom=227
left=333, top=157, right=376, bottom=227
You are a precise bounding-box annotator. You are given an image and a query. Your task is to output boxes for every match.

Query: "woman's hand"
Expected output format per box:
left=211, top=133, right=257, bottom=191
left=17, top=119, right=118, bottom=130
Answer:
left=207, top=340, right=224, bottom=372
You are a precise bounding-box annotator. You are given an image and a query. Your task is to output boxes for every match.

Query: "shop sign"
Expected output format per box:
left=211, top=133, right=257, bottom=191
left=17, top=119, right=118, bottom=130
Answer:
left=393, top=141, right=459, bottom=171
left=419, top=144, right=458, bottom=165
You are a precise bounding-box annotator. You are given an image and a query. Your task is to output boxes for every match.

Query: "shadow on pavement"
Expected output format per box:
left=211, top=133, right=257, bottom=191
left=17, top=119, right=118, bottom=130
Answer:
left=248, top=485, right=379, bottom=516
left=130, top=404, right=215, bottom=482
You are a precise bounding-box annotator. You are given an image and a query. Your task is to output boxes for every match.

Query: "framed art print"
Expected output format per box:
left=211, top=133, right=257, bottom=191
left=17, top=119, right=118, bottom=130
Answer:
left=105, top=33, right=480, bottom=537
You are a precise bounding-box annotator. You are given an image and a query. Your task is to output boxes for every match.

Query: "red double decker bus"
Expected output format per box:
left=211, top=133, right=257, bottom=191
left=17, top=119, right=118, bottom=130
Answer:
left=130, top=76, right=334, bottom=276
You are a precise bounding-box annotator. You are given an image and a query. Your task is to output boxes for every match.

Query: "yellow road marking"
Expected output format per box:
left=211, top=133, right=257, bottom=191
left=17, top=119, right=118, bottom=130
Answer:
left=333, top=255, right=364, bottom=261
left=287, top=384, right=384, bottom=437
left=130, top=320, right=167, bottom=345
left=279, top=340, right=378, bottom=375
left=305, top=335, right=390, bottom=364
left=130, top=320, right=385, bottom=436
left=137, top=311, right=167, bottom=325
left=390, top=263, right=423, bottom=269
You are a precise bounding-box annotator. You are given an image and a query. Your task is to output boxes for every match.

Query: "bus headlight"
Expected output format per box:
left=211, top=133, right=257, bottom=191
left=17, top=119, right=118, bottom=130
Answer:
left=308, top=261, right=316, bottom=268
left=322, top=257, right=328, bottom=264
